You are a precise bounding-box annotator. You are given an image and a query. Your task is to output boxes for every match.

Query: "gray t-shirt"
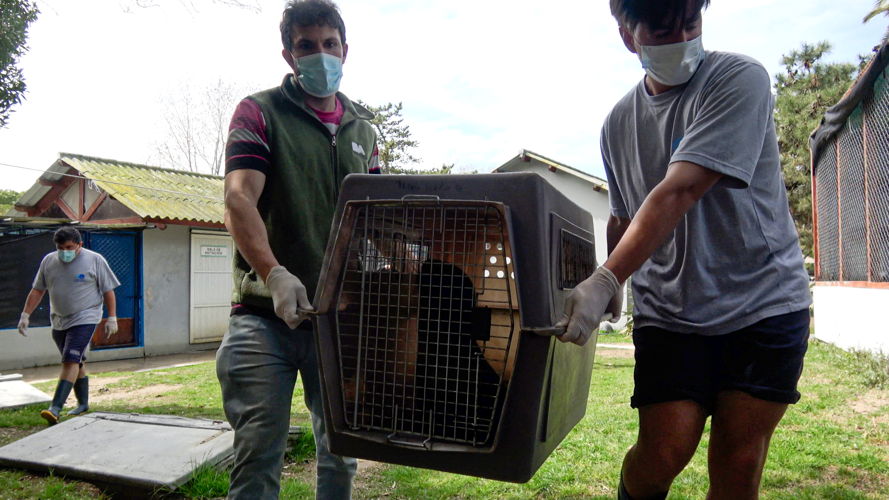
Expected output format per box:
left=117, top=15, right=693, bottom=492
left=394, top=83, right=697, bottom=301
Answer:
left=33, top=248, right=121, bottom=330
left=601, top=51, right=811, bottom=335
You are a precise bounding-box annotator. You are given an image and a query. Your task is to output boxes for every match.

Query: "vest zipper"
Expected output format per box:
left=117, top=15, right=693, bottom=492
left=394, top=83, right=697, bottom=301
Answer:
left=331, top=134, right=339, bottom=201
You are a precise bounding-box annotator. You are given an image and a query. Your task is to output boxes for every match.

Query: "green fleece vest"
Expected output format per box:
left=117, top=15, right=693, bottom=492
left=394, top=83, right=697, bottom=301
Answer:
left=231, top=76, right=377, bottom=311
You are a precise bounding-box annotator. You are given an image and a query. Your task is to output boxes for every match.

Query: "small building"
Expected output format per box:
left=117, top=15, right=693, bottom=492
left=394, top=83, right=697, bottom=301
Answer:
left=494, top=150, right=628, bottom=325
left=810, top=41, right=889, bottom=353
left=0, top=154, right=232, bottom=370
left=495, top=150, right=610, bottom=266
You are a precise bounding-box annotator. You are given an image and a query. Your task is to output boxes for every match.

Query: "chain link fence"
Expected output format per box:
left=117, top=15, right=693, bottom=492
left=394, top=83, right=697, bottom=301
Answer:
left=814, top=66, right=889, bottom=283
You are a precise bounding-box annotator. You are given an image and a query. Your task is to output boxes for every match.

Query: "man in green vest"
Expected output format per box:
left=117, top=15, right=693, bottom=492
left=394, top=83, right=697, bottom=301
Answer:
left=216, top=1, right=379, bottom=498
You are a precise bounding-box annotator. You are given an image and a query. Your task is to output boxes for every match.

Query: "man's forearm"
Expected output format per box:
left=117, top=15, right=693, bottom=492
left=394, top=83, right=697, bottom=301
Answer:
left=22, top=289, right=45, bottom=315
left=103, top=291, right=116, bottom=317
left=224, top=197, right=279, bottom=281
left=604, top=187, right=695, bottom=282
left=607, top=216, right=632, bottom=257
left=603, top=162, right=722, bottom=283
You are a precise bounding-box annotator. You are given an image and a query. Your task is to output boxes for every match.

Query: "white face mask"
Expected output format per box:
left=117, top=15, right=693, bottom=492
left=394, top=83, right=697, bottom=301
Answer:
left=639, top=36, right=705, bottom=86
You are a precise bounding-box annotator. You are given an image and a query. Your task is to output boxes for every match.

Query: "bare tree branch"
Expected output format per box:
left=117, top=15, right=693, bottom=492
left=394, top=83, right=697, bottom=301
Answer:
left=154, top=79, right=245, bottom=175
left=123, top=0, right=261, bottom=13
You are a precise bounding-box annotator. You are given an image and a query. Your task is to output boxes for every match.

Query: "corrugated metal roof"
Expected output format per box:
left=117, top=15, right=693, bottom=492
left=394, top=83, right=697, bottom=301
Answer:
left=17, top=153, right=224, bottom=225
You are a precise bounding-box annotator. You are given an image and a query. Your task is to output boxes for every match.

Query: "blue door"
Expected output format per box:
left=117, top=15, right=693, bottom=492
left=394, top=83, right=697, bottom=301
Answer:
left=85, top=231, right=142, bottom=349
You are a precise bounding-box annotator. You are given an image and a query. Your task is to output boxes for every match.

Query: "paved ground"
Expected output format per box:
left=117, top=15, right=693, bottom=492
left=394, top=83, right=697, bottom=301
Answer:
left=14, top=350, right=218, bottom=383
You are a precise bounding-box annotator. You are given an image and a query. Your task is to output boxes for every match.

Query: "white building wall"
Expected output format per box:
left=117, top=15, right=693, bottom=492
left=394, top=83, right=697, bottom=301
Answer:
left=0, top=319, right=58, bottom=370
left=813, top=285, right=889, bottom=354
left=143, top=225, right=222, bottom=356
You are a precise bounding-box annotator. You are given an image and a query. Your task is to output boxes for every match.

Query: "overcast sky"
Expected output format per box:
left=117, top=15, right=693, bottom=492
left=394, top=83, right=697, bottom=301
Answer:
left=0, top=0, right=886, bottom=191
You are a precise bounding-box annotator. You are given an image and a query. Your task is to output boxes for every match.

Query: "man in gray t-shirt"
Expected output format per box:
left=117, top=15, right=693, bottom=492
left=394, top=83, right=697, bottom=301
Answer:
left=555, top=1, right=811, bottom=498
left=17, top=227, right=120, bottom=425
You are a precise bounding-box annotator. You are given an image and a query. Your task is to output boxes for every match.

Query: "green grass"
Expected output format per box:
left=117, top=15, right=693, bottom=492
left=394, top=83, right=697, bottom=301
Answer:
left=286, top=429, right=317, bottom=463
left=1, top=338, right=886, bottom=499
left=352, top=339, right=889, bottom=499
left=0, top=469, right=108, bottom=500
left=176, top=463, right=230, bottom=499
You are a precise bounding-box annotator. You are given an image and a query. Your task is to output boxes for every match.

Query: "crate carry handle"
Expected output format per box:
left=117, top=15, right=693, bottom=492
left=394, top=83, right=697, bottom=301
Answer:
left=400, top=194, right=441, bottom=202
left=526, top=314, right=612, bottom=337
left=386, top=432, right=432, bottom=450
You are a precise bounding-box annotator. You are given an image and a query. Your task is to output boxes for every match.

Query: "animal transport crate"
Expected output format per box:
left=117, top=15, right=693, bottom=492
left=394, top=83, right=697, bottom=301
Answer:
left=312, top=172, right=599, bottom=482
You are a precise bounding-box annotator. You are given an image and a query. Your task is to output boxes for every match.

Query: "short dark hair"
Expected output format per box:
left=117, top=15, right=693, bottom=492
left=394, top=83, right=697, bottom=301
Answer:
left=53, top=226, right=82, bottom=245
left=280, top=0, right=346, bottom=52
left=609, top=0, right=710, bottom=30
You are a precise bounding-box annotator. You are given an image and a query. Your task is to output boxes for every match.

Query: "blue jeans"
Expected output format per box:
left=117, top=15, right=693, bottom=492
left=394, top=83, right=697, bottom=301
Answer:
left=216, top=314, right=357, bottom=499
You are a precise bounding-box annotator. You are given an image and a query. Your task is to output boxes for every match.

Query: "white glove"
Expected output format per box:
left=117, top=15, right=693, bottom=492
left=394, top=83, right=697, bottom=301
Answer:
left=17, top=312, right=29, bottom=337
left=555, top=266, right=621, bottom=346
left=265, top=265, right=314, bottom=329
left=105, top=316, right=118, bottom=339
left=606, top=282, right=625, bottom=322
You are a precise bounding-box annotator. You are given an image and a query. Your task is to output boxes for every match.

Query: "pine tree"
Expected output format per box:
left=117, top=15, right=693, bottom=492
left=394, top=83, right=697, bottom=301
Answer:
left=774, top=42, right=858, bottom=257
left=359, top=101, right=421, bottom=174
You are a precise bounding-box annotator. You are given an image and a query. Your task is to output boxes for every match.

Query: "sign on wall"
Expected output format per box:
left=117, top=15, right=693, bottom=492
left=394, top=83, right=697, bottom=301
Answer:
left=200, top=245, right=228, bottom=258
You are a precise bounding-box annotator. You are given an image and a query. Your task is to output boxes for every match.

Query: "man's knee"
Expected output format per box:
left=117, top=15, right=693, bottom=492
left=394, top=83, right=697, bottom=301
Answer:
left=639, top=440, right=698, bottom=480
left=712, top=440, right=768, bottom=475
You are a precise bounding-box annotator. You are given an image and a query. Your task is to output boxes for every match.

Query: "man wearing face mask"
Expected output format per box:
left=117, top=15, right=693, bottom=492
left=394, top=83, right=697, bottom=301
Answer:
left=216, top=1, right=378, bottom=498
left=557, top=1, right=811, bottom=498
left=18, top=226, right=120, bottom=425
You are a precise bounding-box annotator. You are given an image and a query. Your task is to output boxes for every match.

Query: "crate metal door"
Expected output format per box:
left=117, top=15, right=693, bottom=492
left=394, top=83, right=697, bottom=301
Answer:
left=86, top=231, right=141, bottom=349
left=189, top=231, right=232, bottom=343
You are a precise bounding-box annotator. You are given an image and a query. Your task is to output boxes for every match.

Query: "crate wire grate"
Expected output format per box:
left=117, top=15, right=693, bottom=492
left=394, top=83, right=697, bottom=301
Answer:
left=333, top=202, right=518, bottom=447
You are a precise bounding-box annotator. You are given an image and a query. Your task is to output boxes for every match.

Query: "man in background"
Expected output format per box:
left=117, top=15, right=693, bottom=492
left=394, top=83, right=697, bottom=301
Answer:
left=18, top=226, right=119, bottom=424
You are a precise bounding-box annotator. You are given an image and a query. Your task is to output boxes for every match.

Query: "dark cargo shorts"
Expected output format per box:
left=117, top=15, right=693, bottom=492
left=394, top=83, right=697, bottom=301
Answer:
left=631, top=309, right=810, bottom=413
left=52, top=324, right=97, bottom=364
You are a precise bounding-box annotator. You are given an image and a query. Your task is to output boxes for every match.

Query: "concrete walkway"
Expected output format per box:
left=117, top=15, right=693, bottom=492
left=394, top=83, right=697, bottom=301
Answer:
left=14, top=350, right=218, bottom=384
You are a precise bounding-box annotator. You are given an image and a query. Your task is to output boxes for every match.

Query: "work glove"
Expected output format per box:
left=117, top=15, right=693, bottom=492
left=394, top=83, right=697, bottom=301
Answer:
left=266, top=265, right=314, bottom=329
left=555, top=266, right=621, bottom=346
left=606, top=282, right=625, bottom=321
left=17, top=312, right=29, bottom=337
left=105, top=316, right=118, bottom=340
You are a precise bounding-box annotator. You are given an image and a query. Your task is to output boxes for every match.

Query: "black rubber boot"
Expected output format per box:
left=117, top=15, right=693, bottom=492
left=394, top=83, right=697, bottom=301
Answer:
left=618, top=475, right=632, bottom=500
left=618, top=474, right=667, bottom=500
left=67, top=376, right=89, bottom=416
left=41, top=379, right=73, bottom=425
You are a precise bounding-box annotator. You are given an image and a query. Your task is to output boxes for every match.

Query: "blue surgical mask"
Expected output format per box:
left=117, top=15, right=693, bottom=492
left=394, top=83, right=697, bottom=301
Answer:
left=296, top=52, right=343, bottom=98
left=58, top=249, right=77, bottom=263
left=639, top=36, right=705, bottom=86
left=295, top=52, right=343, bottom=98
